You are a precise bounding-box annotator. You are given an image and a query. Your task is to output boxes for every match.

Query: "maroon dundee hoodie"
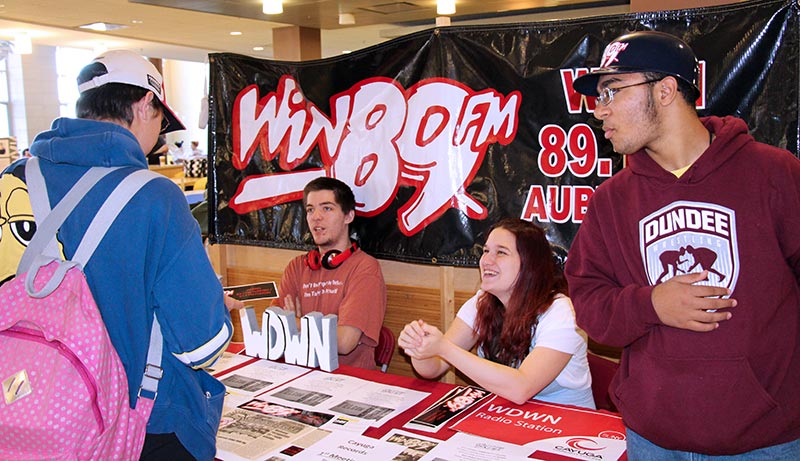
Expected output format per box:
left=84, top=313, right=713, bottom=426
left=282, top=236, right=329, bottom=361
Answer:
left=565, top=116, right=800, bottom=454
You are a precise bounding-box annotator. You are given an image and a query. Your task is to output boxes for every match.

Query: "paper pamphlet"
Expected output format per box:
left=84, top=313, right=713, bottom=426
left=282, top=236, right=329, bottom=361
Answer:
left=380, top=429, right=442, bottom=461
left=290, top=433, right=405, bottom=461
left=265, top=370, right=429, bottom=428
left=216, top=405, right=329, bottom=461
left=208, top=351, right=256, bottom=375
left=224, top=281, right=279, bottom=301
left=216, top=359, right=310, bottom=397
left=404, top=385, right=490, bottom=433
left=422, top=432, right=530, bottom=460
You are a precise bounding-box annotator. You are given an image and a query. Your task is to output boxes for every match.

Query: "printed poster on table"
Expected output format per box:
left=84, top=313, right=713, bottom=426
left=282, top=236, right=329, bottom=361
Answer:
left=290, top=433, right=405, bottom=461
left=215, top=404, right=331, bottom=461
left=208, top=0, right=798, bottom=267
left=207, top=351, right=257, bottom=375
left=216, top=358, right=311, bottom=397
left=264, top=370, right=429, bottom=427
left=422, top=432, right=532, bottom=460
left=380, top=429, right=442, bottom=461
left=404, top=385, right=490, bottom=433
left=451, top=395, right=626, bottom=461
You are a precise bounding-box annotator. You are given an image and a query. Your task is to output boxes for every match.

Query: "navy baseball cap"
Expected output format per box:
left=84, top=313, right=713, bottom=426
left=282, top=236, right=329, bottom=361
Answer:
left=573, top=31, right=700, bottom=100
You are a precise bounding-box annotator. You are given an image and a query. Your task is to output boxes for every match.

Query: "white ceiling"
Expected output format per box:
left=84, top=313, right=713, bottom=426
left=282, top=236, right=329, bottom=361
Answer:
left=0, top=0, right=630, bottom=63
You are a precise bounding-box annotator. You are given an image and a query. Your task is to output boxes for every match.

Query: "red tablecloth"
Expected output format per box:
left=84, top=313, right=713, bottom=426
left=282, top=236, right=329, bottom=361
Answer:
left=216, top=344, right=627, bottom=460
left=218, top=343, right=458, bottom=440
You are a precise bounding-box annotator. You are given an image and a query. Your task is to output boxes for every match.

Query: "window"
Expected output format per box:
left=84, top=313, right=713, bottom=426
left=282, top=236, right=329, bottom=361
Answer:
left=56, top=47, right=94, bottom=118
left=0, top=58, right=10, bottom=138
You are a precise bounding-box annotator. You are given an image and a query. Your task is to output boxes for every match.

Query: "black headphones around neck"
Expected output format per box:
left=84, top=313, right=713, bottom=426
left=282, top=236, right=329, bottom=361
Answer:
left=305, top=241, right=359, bottom=270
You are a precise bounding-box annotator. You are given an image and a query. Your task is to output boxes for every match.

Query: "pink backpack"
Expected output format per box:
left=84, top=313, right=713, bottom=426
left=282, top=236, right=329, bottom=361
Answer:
left=0, top=158, right=163, bottom=460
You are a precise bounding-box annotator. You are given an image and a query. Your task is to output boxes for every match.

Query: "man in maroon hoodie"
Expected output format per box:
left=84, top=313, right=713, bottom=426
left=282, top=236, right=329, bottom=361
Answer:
left=565, top=31, right=800, bottom=460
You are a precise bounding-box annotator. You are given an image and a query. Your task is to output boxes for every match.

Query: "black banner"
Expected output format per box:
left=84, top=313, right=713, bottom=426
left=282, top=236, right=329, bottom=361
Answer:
left=208, top=0, right=798, bottom=267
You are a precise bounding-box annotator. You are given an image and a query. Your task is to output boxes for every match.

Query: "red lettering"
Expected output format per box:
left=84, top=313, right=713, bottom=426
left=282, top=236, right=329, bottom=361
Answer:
left=521, top=185, right=595, bottom=224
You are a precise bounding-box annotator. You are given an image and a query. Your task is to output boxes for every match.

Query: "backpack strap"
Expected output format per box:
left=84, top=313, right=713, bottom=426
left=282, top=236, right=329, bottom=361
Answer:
left=22, top=160, right=159, bottom=295
left=138, top=316, right=164, bottom=401
left=70, top=169, right=159, bottom=266
left=21, top=157, right=119, bottom=274
left=22, top=157, right=166, bottom=403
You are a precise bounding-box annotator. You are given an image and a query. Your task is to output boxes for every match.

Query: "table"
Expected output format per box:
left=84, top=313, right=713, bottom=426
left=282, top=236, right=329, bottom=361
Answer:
left=214, top=346, right=628, bottom=460
left=148, top=164, right=206, bottom=190
left=148, top=163, right=183, bottom=178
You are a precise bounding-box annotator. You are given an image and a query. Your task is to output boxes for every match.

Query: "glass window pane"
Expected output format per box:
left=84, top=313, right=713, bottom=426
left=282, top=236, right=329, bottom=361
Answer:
left=0, top=71, right=7, bottom=103
left=0, top=104, right=10, bottom=138
left=56, top=47, right=94, bottom=111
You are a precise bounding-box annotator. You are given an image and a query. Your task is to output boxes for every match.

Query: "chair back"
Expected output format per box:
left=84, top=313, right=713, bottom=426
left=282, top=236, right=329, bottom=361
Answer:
left=587, top=352, right=619, bottom=412
left=374, top=326, right=395, bottom=372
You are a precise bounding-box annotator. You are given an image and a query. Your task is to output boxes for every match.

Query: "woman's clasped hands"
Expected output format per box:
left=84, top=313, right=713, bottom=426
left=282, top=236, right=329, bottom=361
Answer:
left=399, top=319, right=445, bottom=360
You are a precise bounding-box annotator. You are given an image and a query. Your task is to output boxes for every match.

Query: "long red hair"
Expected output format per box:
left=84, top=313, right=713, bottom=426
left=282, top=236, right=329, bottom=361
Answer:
left=474, top=218, right=567, bottom=366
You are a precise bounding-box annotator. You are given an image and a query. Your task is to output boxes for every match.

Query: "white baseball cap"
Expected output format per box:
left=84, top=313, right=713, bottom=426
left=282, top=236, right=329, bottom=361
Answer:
left=77, top=49, right=185, bottom=134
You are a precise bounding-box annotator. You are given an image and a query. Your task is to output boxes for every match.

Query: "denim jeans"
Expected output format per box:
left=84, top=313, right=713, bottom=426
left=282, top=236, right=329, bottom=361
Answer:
left=626, top=428, right=800, bottom=461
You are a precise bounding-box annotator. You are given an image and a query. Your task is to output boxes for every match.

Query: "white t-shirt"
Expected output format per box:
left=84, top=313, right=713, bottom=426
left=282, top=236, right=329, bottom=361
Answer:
left=457, top=292, right=595, bottom=409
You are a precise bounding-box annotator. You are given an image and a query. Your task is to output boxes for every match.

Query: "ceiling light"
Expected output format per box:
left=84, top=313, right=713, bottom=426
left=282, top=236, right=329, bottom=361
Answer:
left=79, top=22, right=128, bottom=32
left=263, top=0, right=283, bottom=15
left=436, top=0, right=455, bottom=15
left=13, top=34, right=32, bottom=55
left=339, top=13, right=355, bottom=25
left=230, top=31, right=242, bottom=36
left=435, top=16, right=451, bottom=26
left=253, top=46, right=265, bottom=51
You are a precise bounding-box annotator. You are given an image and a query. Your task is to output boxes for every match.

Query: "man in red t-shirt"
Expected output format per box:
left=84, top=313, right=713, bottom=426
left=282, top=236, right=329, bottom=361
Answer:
left=273, top=177, right=387, bottom=369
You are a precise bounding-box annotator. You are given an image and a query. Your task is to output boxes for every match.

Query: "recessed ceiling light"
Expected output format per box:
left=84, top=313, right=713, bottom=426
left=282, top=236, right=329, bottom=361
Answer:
left=263, top=0, right=283, bottom=15
left=230, top=31, right=242, bottom=36
left=436, top=0, right=456, bottom=15
left=79, top=22, right=128, bottom=32
left=253, top=46, right=265, bottom=51
left=131, top=20, right=143, bottom=24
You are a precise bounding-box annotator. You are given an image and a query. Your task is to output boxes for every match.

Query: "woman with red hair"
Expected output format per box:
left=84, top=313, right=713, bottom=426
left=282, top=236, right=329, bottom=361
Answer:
left=399, top=218, right=594, bottom=408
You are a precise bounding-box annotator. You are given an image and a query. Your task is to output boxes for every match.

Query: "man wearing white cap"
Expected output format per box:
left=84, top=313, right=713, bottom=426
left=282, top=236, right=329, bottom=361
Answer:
left=564, top=31, right=800, bottom=460
left=25, top=50, right=234, bottom=460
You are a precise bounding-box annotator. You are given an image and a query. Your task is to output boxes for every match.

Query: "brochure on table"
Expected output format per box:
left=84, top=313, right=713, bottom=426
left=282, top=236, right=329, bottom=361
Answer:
left=216, top=395, right=374, bottom=461
left=208, top=351, right=257, bottom=375
left=452, top=395, right=627, bottom=461
left=404, top=385, right=490, bottom=433
left=423, top=432, right=531, bottom=460
left=290, top=433, right=405, bottom=461
left=264, top=369, right=430, bottom=427
left=216, top=405, right=330, bottom=461
left=380, top=429, right=443, bottom=461
left=217, top=359, right=312, bottom=397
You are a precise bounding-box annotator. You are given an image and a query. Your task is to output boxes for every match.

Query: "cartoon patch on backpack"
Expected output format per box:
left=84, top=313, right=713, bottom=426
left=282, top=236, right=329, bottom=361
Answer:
left=0, top=162, right=64, bottom=286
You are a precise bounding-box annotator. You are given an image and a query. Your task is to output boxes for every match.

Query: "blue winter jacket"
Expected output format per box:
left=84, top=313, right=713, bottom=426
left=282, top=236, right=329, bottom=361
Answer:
left=29, top=118, right=232, bottom=460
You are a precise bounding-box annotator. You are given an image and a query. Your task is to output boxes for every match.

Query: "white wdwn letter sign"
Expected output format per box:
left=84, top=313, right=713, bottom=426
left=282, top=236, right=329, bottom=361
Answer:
left=238, top=306, right=339, bottom=371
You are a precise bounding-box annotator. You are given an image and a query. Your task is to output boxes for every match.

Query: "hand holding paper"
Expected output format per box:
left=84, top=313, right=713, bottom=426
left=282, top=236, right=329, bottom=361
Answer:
left=223, top=291, right=245, bottom=311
